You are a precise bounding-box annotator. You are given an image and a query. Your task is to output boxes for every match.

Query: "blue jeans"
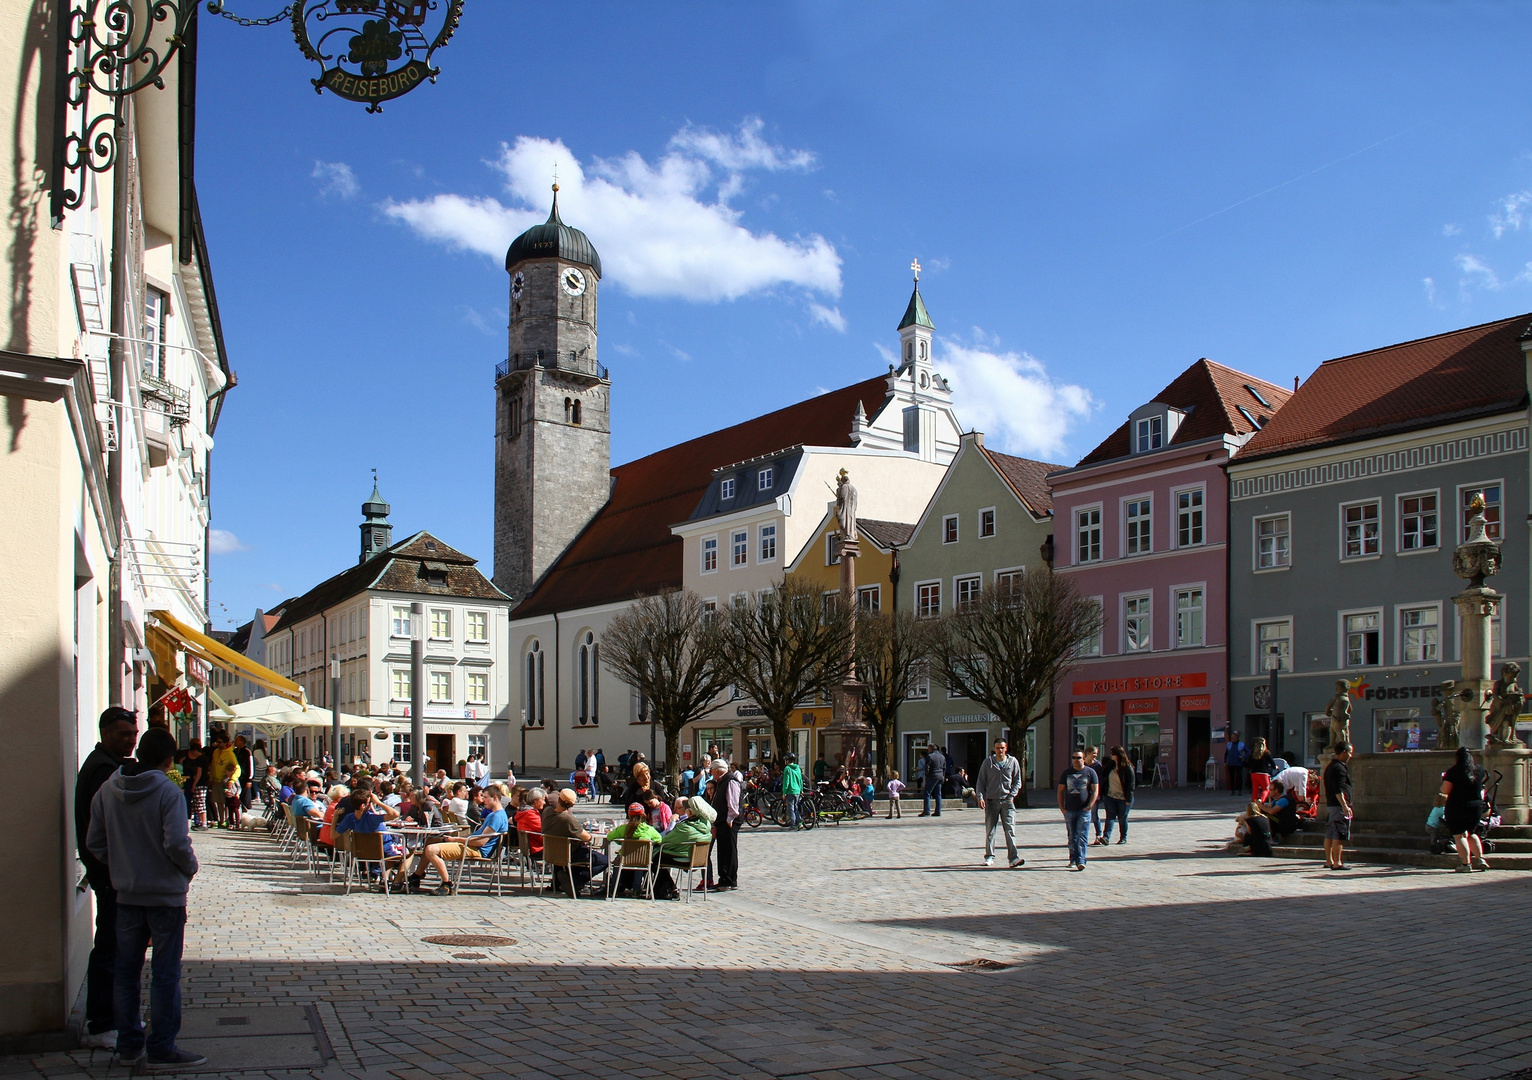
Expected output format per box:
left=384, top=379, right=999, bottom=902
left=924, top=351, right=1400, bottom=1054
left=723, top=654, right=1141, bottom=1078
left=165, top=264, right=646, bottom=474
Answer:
left=114, top=904, right=186, bottom=1058
left=85, top=883, right=118, bottom=1034
left=1091, top=802, right=1103, bottom=838
left=924, top=781, right=943, bottom=815
left=1064, top=810, right=1090, bottom=866
left=785, top=793, right=799, bottom=828
left=1102, top=796, right=1130, bottom=841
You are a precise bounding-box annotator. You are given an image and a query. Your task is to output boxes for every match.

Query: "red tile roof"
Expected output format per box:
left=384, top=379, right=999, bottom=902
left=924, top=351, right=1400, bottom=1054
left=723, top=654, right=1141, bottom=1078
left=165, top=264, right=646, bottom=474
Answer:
left=982, top=447, right=1065, bottom=515
left=514, top=376, right=893, bottom=618
left=1074, top=359, right=1294, bottom=467
left=1236, top=314, right=1532, bottom=461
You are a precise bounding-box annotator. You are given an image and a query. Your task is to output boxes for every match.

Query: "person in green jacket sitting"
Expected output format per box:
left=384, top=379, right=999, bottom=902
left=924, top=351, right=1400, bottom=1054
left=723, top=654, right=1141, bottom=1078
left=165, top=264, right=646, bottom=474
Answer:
left=608, top=803, right=662, bottom=896
left=781, top=753, right=805, bottom=829
left=654, top=796, right=715, bottom=899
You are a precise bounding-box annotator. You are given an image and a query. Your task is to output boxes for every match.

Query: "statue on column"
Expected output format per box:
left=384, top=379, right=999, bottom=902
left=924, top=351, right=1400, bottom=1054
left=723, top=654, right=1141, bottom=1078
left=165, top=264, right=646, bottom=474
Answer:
left=1485, top=662, right=1525, bottom=747
left=835, top=468, right=858, bottom=542
left=1432, top=681, right=1463, bottom=750
left=1324, top=680, right=1352, bottom=749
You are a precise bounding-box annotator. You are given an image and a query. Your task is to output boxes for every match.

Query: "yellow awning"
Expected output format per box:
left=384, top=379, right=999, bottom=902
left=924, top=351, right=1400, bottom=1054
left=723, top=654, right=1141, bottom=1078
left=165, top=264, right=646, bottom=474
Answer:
left=149, top=609, right=305, bottom=705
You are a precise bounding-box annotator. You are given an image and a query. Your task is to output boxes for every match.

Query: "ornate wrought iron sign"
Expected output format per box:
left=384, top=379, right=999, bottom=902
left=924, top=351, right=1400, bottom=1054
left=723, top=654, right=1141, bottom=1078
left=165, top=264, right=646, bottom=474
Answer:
left=290, top=0, right=464, bottom=113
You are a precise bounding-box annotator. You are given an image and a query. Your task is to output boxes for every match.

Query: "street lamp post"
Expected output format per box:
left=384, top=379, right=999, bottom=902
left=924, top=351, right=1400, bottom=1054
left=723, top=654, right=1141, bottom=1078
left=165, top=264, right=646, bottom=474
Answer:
left=1268, top=645, right=1281, bottom=755
left=330, top=655, right=341, bottom=774
left=410, top=602, right=424, bottom=788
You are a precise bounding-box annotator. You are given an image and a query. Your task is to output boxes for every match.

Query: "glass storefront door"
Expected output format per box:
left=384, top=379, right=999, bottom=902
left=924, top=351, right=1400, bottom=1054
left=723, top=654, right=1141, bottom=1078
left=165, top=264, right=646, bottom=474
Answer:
left=1124, top=717, right=1160, bottom=780
left=1071, top=719, right=1105, bottom=754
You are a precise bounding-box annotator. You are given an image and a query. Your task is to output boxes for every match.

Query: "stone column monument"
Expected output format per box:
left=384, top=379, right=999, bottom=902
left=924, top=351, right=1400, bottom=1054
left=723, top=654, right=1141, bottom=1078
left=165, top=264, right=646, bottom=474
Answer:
left=1452, top=493, right=1502, bottom=750
left=822, top=469, right=871, bottom=774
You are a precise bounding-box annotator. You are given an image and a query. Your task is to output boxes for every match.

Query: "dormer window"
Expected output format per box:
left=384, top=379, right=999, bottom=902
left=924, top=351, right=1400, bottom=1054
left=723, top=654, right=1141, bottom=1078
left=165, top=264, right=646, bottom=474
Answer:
left=758, top=468, right=773, bottom=492
left=1135, top=415, right=1164, bottom=453
left=1236, top=405, right=1262, bottom=428
left=720, top=478, right=735, bottom=500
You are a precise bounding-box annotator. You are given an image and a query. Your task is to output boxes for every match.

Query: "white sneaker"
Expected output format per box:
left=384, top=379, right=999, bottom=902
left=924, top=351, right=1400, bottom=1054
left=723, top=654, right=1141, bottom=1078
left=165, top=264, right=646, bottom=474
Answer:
left=79, top=1029, right=116, bottom=1050
left=983, top=855, right=995, bottom=866
left=1009, top=856, right=1025, bottom=869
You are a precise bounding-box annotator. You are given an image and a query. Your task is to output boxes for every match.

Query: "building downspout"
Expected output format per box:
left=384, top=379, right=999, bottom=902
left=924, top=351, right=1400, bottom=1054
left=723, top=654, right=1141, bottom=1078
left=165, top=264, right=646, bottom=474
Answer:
left=106, top=101, right=129, bottom=707
left=552, top=612, right=561, bottom=770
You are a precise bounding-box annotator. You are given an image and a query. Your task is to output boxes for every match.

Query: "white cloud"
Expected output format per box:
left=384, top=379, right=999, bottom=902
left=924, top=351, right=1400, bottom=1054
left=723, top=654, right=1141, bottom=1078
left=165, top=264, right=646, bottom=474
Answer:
left=1442, top=223, right=1461, bottom=237
left=1457, top=253, right=1503, bottom=290
left=1491, top=191, right=1532, bottom=238
left=807, top=302, right=847, bottom=332
left=312, top=160, right=358, bottom=200
left=209, top=529, right=249, bottom=554
left=1423, top=277, right=1438, bottom=306
left=939, top=339, right=1094, bottom=459
left=872, top=341, right=897, bottom=367
left=460, top=305, right=492, bottom=335
left=382, top=119, right=841, bottom=303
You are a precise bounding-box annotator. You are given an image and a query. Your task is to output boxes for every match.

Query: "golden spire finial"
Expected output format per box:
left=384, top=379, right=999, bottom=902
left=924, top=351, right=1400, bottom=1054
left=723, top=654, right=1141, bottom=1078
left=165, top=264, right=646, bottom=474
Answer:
left=910, top=257, right=921, bottom=282
left=552, top=162, right=559, bottom=194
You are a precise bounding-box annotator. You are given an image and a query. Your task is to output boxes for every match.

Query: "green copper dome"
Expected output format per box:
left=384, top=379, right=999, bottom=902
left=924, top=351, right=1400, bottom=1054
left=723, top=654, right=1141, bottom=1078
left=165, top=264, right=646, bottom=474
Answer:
left=897, top=283, right=934, bottom=331
left=505, top=188, right=602, bottom=278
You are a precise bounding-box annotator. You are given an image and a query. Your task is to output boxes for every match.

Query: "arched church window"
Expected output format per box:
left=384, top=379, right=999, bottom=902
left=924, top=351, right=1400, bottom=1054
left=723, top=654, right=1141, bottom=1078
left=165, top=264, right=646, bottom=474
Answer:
left=564, top=397, right=572, bottom=422
left=525, top=641, right=545, bottom=727
left=905, top=342, right=912, bottom=361
left=571, top=399, right=582, bottom=425
left=919, top=340, right=926, bottom=360
left=577, top=631, right=598, bottom=725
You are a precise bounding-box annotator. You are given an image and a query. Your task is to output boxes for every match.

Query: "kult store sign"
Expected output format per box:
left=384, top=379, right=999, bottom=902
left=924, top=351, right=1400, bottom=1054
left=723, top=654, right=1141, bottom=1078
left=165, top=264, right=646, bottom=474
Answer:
left=1071, top=672, right=1207, bottom=696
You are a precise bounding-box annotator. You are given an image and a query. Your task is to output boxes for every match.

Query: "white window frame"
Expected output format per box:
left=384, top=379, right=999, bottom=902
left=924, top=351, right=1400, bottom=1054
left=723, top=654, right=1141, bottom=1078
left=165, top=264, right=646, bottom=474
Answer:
left=1135, top=415, right=1164, bottom=453
left=759, top=523, right=778, bottom=563
left=857, top=584, right=881, bottom=612
left=954, top=574, right=982, bottom=612
left=429, top=608, right=451, bottom=641
left=1075, top=503, right=1103, bottom=565
left=720, top=477, right=735, bottom=501
left=907, top=661, right=930, bottom=701
left=1082, top=596, right=1104, bottom=657
left=466, top=671, right=489, bottom=705
left=1339, top=606, right=1385, bottom=668
left=757, top=468, right=774, bottom=492
left=1174, top=584, right=1205, bottom=649
left=1122, top=593, right=1152, bottom=653
left=942, top=514, right=959, bottom=544
left=392, top=731, right=411, bottom=764
left=1396, top=489, right=1440, bottom=556
left=978, top=507, right=996, bottom=539
left=915, top=579, right=941, bottom=620
left=1339, top=499, right=1382, bottom=561
left=1173, top=484, right=1206, bottom=549
left=1122, top=494, right=1153, bottom=557
left=391, top=668, right=412, bottom=702
left=391, top=605, right=411, bottom=638
left=701, top=598, right=718, bottom=628
left=825, top=533, right=841, bottom=565
left=731, top=530, right=749, bottom=568
left=466, top=610, right=488, bottom=642
left=429, top=670, right=452, bottom=704
left=1458, top=480, right=1504, bottom=542
left=701, top=534, right=718, bottom=574
left=1396, top=602, right=1442, bottom=665
left=1254, top=513, right=1291, bottom=572
left=1252, top=617, right=1293, bottom=675
left=994, top=565, right=1025, bottom=597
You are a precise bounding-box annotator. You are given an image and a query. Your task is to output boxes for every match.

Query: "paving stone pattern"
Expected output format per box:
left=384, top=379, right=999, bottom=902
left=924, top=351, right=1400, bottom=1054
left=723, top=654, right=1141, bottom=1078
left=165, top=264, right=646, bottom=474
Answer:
left=4, top=791, right=1528, bottom=1080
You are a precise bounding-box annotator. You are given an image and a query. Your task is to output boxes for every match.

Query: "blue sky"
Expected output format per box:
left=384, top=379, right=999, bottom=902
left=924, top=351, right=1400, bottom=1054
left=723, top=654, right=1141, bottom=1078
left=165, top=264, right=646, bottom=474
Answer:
left=200, top=2, right=1532, bottom=628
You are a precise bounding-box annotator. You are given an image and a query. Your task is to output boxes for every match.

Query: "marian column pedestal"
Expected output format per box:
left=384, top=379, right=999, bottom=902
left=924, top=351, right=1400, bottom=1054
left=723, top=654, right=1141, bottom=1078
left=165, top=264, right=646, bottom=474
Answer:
left=821, top=469, right=872, bottom=774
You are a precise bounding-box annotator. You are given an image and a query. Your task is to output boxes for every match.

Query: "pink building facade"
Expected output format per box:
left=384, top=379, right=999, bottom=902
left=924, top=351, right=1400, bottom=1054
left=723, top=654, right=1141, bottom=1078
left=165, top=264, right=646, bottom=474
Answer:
left=1048, top=361, right=1292, bottom=786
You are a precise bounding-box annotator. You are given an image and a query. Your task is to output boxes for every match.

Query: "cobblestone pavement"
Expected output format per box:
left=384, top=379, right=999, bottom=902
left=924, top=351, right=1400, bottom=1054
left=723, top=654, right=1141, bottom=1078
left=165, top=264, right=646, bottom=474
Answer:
left=5, top=791, right=1529, bottom=1080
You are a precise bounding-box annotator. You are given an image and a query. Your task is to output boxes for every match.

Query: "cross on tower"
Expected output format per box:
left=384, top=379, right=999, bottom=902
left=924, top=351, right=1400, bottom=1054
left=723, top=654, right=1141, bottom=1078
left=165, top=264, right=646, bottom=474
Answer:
left=910, top=257, right=921, bottom=281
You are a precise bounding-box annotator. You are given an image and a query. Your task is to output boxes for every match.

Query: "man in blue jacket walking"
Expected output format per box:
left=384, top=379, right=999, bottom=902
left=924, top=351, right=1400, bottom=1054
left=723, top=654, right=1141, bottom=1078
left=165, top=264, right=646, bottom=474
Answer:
left=88, top=726, right=205, bottom=1070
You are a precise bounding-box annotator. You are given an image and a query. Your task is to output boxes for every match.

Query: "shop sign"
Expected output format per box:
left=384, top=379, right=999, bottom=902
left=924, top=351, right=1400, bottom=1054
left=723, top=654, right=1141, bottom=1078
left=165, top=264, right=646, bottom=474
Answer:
left=186, top=656, right=211, bottom=687
left=1179, top=695, right=1211, bottom=710
left=943, top=713, right=994, bottom=725
left=1071, top=700, right=1107, bottom=717
left=1360, top=683, right=1446, bottom=702
left=1071, top=672, right=1207, bottom=695
left=735, top=704, right=764, bottom=717
left=1124, top=698, right=1160, bottom=714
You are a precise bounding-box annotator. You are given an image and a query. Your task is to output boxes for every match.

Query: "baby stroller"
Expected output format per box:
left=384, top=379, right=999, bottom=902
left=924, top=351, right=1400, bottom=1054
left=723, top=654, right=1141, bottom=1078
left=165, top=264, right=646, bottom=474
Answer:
left=1427, top=769, right=1501, bottom=855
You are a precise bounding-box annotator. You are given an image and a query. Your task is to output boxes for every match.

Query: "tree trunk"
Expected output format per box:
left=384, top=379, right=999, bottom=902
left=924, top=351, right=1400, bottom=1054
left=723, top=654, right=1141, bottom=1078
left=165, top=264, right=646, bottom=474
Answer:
left=771, top=715, right=791, bottom=769
left=664, top=724, right=682, bottom=793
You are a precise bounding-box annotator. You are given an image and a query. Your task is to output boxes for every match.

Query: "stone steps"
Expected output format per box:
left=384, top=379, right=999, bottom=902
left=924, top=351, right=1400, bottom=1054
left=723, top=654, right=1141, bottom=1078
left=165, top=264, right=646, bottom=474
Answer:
left=1243, top=819, right=1532, bottom=869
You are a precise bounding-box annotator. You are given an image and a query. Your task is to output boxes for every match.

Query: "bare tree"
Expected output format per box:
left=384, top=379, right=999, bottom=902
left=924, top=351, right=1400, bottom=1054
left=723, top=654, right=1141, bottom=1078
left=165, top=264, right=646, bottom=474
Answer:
left=929, top=571, right=1099, bottom=805
left=856, top=608, right=938, bottom=781
left=714, top=575, right=856, bottom=760
left=601, top=590, right=730, bottom=791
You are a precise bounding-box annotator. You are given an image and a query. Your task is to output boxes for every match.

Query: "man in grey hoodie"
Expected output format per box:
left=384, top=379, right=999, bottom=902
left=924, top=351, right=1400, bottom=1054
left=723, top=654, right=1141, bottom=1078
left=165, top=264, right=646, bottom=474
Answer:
left=88, top=726, right=204, bottom=1070
left=976, top=737, right=1025, bottom=868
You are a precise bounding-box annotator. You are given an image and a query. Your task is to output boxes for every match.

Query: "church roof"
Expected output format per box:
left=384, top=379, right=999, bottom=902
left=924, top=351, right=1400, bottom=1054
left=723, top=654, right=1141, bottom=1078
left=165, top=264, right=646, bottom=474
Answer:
left=505, top=189, right=602, bottom=278
left=270, top=531, right=507, bottom=633
left=897, top=283, right=934, bottom=331
left=514, top=376, right=893, bottom=618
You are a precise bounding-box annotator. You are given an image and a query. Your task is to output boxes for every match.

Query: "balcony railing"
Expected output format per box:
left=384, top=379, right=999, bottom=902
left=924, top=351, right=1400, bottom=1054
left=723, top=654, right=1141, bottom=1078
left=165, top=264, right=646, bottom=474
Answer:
left=495, top=352, right=608, bottom=383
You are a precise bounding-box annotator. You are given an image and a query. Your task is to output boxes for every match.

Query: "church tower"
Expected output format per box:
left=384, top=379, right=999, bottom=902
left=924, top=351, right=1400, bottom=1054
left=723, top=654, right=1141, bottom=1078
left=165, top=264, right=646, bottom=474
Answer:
left=360, top=478, right=393, bottom=563
left=494, top=185, right=611, bottom=603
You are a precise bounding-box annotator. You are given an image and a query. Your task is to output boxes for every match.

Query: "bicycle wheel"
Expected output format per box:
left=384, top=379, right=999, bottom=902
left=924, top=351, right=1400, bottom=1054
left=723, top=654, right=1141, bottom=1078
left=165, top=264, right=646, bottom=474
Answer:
left=798, top=797, right=819, bottom=829
left=743, top=805, right=763, bottom=829
left=772, top=797, right=792, bottom=829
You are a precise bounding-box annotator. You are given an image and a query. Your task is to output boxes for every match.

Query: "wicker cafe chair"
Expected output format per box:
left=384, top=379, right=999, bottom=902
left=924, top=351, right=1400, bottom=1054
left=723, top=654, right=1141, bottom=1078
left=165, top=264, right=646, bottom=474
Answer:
left=450, top=832, right=510, bottom=896
left=517, top=831, right=547, bottom=891
left=606, top=838, right=656, bottom=900
left=347, top=831, right=405, bottom=895
left=540, top=835, right=581, bottom=900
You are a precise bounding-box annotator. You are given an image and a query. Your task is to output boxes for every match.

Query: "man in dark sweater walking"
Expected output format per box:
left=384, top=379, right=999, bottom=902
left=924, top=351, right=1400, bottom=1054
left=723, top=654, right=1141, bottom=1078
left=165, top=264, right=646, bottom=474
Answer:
left=88, top=726, right=204, bottom=1070
left=75, top=707, right=139, bottom=1050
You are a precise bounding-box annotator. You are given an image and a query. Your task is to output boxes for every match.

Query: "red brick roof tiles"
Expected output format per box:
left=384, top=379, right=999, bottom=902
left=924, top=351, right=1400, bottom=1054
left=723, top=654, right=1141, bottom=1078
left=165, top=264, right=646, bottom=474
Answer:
left=513, top=376, right=892, bottom=618
left=1235, top=314, right=1531, bottom=461
left=1075, top=359, right=1294, bottom=467
left=982, top=447, right=1065, bottom=515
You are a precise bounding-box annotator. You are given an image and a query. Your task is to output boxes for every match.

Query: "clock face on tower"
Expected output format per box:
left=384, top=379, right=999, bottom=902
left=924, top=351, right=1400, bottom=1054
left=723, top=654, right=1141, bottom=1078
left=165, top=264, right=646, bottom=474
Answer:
left=561, top=267, right=587, bottom=296
left=511, top=271, right=525, bottom=300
